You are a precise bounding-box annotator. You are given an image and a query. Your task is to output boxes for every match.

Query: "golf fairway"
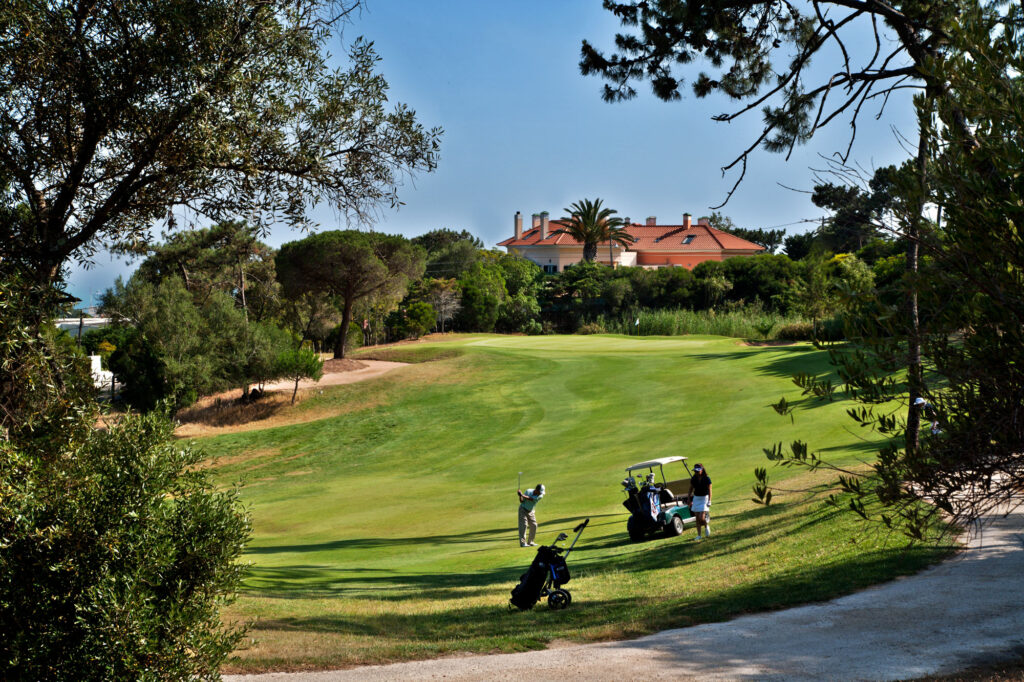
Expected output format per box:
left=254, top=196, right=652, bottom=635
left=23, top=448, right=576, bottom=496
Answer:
left=199, top=335, right=950, bottom=672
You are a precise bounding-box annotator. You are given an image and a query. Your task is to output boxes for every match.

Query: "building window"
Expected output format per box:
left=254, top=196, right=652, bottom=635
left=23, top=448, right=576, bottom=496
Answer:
left=683, top=235, right=696, bottom=245
left=543, top=264, right=557, bottom=274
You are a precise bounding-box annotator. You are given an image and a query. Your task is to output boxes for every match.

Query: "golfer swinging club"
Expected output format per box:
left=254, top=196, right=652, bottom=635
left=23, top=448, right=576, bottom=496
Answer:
left=518, top=484, right=545, bottom=547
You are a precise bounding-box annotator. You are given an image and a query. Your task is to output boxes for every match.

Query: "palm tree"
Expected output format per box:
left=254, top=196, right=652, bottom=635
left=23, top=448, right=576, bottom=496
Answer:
left=553, top=198, right=635, bottom=263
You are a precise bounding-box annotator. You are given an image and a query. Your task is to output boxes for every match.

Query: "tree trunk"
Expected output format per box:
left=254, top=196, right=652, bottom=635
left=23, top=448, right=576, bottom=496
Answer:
left=238, top=257, right=248, bottom=323
left=583, top=243, right=597, bottom=262
left=905, top=111, right=930, bottom=456
left=334, top=298, right=353, bottom=359
left=291, top=377, right=300, bottom=404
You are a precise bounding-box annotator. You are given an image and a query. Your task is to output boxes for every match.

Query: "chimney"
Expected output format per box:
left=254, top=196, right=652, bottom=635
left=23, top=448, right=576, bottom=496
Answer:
left=683, top=213, right=692, bottom=230
left=646, top=216, right=657, bottom=226
left=540, top=211, right=549, bottom=240
left=514, top=211, right=523, bottom=240
left=532, top=213, right=541, bottom=230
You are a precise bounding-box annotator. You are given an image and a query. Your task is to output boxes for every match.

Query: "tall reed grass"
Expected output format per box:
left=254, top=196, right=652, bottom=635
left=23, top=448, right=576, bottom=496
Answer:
left=597, top=307, right=816, bottom=340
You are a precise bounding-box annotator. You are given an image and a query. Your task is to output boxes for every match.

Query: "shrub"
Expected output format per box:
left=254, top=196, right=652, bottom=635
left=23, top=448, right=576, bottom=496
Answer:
left=522, top=319, right=544, bottom=335
left=1, top=289, right=250, bottom=680
left=0, top=412, right=250, bottom=681
left=577, top=322, right=606, bottom=335
left=776, top=322, right=814, bottom=340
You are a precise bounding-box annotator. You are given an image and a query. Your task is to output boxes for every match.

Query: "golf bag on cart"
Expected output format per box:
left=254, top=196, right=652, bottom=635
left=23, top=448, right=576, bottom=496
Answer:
left=509, top=519, right=589, bottom=610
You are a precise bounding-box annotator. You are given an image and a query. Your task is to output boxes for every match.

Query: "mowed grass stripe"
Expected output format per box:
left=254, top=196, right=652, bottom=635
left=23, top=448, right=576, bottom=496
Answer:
left=197, top=335, right=950, bottom=673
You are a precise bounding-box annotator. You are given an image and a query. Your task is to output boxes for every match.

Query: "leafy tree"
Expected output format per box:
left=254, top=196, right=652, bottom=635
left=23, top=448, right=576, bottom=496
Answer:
left=811, top=166, right=899, bottom=253
left=276, top=231, right=426, bottom=358
left=497, top=294, right=542, bottom=334
left=721, top=254, right=800, bottom=312
left=101, top=275, right=289, bottom=408
left=0, top=279, right=94, bottom=456
left=132, top=221, right=280, bottom=322
left=412, top=228, right=484, bottom=254
left=455, top=262, right=507, bottom=332
left=422, top=240, right=482, bottom=278
left=553, top=198, right=634, bottom=263
left=792, top=254, right=839, bottom=336
left=542, top=260, right=609, bottom=330
left=403, top=301, right=437, bottom=339
left=237, top=322, right=294, bottom=396
left=497, top=254, right=543, bottom=299
left=755, top=1, right=1024, bottom=534
left=783, top=232, right=818, bottom=261
left=102, top=276, right=215, bottom=409
left=280, top=293, right=341, bottom=353
left=0, top=0, right=440, bottom=290
left=274, top=348, right=324, bottom=405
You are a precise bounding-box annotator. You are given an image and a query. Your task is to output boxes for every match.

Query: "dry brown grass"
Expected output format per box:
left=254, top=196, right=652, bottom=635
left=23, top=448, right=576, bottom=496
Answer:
left=194, top=447, right=282, bottom=470
left=177, top=391, right=295, bottom=427
left=176, top=391, right=391, bottom=439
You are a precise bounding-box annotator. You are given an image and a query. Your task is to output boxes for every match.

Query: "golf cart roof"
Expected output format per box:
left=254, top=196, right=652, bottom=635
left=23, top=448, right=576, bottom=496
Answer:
left=625, top=456, right=688, bottom=473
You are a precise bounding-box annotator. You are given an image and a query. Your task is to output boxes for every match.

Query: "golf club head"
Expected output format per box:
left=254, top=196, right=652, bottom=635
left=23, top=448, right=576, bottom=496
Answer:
left=556, top=532, right=568, bottom=542
left=572, top=518, right=590, bottom=533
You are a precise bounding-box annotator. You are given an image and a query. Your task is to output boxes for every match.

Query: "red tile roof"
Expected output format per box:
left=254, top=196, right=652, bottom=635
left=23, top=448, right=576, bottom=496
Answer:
left=497, top=220, right=765, bottom=253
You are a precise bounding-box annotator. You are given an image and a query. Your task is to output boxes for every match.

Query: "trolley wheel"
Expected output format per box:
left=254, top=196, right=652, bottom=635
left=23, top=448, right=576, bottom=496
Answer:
left=548, top=589, right=570, bottom=610
left=627, top=515, right=646, bottom=542
left=665, top=514, right=685, bottom=537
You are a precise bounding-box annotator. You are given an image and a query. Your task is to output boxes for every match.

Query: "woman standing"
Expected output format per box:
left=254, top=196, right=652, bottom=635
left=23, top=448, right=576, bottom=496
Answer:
left=690, top=463, right=712, bottom=541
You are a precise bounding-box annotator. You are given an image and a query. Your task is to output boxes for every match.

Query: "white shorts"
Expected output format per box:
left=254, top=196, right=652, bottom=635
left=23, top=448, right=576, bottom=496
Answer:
left=691, top=495, right=709, bottom=513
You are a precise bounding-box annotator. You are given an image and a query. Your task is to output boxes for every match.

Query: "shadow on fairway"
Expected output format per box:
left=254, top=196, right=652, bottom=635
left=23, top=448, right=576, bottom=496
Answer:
left=245, top=514, right=617, bottom=557
left=691, top=345, right=838, bottom=382
left=240, top=502, right=852, bottom=602
left=245, top=542, right=945, bottom=643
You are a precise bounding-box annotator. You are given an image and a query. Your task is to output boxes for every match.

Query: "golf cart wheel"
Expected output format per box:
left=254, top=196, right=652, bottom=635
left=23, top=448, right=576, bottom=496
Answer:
left=548, top=589, right=570, bottom=610
left=626, top=515, right=646, bottom=542
left=665, top=514, right=685, bottom=537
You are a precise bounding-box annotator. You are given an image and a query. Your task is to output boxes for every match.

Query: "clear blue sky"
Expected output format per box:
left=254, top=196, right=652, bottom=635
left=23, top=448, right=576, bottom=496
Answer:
left=67, top=0, right=918, bottom=304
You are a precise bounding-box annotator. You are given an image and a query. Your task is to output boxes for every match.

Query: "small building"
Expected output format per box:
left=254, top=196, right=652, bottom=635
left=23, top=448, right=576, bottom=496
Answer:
left=497, top=211, right=765, bottom=273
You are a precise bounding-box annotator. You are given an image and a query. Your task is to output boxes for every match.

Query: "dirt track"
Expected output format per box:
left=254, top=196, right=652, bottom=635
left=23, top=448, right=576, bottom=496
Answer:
left=226, top=505, right=1024, bottom=681
left=260, top=360, right=407, bottom=392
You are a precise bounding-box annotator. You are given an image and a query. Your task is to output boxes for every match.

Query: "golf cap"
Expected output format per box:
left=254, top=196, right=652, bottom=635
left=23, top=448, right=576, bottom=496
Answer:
left=538, top=484, right=545, bottom=494
left=693, top=464, right=703, bottom=471
left=914, top=397, right=927, bottom=406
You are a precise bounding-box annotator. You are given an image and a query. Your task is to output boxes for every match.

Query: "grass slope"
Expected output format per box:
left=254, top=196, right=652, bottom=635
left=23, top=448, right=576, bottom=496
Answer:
left=199, top=335, right=950, bottom=672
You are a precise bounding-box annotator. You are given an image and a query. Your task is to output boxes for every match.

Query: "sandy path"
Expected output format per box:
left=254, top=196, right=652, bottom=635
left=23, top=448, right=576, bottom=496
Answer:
left=226, top=505, right=1024, bottom=681
left=261, top=360, right=407, bottom=393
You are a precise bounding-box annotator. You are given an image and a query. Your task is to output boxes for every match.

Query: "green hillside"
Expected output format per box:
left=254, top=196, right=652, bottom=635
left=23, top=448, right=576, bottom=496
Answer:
left=200, top=335, right=949, bottom=672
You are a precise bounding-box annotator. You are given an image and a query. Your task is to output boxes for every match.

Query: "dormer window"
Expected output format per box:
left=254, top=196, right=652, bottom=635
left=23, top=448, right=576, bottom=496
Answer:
left=682, top=235, right=695, bottom=245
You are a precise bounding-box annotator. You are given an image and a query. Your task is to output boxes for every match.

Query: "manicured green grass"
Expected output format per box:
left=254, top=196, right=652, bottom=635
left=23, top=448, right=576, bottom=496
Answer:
left=199, top=335, right=951, bottom=672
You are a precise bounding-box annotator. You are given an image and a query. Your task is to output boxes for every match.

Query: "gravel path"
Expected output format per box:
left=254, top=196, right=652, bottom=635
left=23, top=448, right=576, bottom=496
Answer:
left=227, top=505, right=1024, bottom=681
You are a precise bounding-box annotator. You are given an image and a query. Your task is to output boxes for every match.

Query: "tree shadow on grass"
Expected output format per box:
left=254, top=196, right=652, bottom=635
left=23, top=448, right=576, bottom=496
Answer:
left=691, top=345, right=834, bottom=381
left=245, top=514, right=616, bottom=557
left=246, top=540, right=946, bottom=646
left=240, top=500, right=931, bottom=604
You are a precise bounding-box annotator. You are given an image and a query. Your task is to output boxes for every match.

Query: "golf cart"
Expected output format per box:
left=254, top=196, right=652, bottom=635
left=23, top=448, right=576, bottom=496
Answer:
left=620, top=456, right=696, bottom=541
